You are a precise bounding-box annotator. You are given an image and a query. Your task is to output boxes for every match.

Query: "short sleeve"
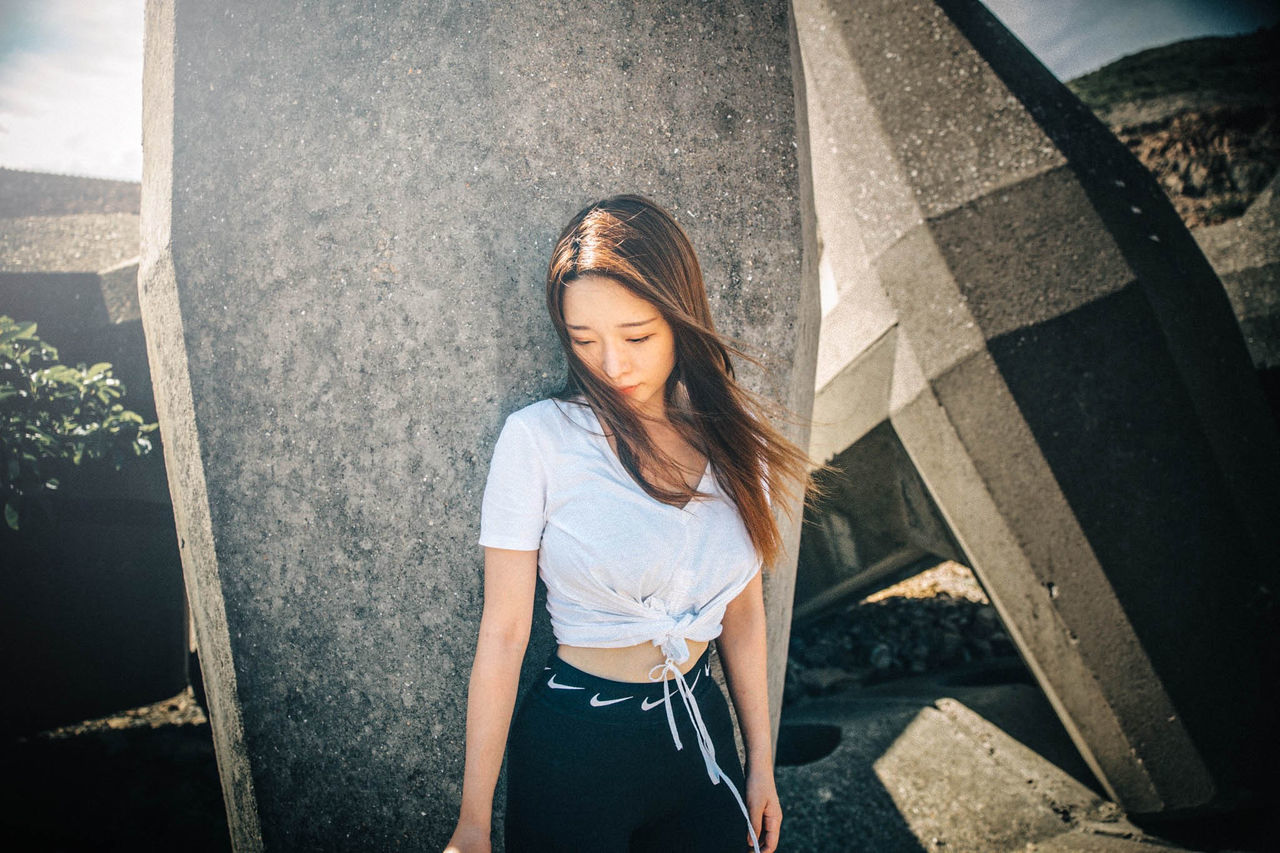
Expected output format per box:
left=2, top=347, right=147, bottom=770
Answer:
left=478, top=413, right=547, bottom=550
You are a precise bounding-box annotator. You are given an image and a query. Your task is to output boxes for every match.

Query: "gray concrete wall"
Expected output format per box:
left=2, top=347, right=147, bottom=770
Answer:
left=797, top=0, right=1280, bottom=816
left=140, top=2, right=817, bottom=849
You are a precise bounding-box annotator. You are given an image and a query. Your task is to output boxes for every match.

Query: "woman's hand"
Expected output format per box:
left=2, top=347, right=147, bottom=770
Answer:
left=719, top=570, right=781, bottom=852
left=443, top=821, right=490, bottom=853
left=746, top=766, right=782, bottom=853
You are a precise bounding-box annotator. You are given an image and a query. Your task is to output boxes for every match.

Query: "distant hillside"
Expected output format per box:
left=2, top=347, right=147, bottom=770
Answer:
left=1067, top=27, right=1279, bottom=228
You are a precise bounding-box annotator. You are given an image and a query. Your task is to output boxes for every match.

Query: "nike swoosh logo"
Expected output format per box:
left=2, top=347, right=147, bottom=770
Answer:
left=547, top=673, right=584, bottom=690
left=589, top=693, right=633, bottom=707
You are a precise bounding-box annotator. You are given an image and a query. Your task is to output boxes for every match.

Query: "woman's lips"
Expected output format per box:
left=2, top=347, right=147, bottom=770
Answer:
left=618, top=385, right=640, bottom=395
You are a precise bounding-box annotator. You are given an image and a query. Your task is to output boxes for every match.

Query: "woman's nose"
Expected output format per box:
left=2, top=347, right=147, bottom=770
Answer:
left=601, top=343, right=628, bottom=379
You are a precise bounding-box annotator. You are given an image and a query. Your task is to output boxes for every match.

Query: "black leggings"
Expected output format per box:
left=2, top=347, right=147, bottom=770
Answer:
left=504, top=647, right=754, bottom=852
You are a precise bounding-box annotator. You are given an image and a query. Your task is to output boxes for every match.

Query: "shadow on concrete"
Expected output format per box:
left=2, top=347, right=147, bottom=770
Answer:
left=775, top=654, right=1176, bottom=851
left=776, top=698, right=934, bottom=852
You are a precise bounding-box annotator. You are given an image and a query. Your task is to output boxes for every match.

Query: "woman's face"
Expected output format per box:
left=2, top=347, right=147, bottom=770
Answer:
left=562, top=274, right=677, bottom=417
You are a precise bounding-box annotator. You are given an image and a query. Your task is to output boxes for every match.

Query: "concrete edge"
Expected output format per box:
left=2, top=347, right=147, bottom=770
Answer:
left=141, top=2, right=262, bottom=850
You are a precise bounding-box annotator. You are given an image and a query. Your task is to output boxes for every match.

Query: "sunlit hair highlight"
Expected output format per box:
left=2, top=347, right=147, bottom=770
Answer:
left=545, top=194, right=811, bottom=568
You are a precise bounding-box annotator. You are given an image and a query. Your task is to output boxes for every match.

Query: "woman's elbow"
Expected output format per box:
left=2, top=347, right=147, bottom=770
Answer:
left=477, top=616, right=532, bottom=654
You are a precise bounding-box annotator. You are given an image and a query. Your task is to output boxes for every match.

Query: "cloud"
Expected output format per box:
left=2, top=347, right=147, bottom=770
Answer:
left=0, top=0, right=142, bottom=180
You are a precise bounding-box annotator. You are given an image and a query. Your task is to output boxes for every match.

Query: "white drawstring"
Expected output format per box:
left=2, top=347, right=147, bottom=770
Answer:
left=649, top=656, right=761, bottom=853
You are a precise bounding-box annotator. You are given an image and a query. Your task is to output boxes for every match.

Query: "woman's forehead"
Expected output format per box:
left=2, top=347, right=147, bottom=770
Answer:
left=563, top=276, right=662, bottom=325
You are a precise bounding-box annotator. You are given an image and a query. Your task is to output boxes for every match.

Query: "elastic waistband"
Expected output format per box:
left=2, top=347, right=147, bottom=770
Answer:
left=530, top=647, right=715, bottom=722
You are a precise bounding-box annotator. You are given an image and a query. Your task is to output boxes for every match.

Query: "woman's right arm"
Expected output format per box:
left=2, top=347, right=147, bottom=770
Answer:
left=444, top=546, right=539, bottom=853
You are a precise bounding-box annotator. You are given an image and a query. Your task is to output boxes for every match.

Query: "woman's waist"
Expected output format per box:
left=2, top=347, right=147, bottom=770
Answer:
left=556, top=640, right=711, bottom=683
left=527, top=644, right=718, bottom=728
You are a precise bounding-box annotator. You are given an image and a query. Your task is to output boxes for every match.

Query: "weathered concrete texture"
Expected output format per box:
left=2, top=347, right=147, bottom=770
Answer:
left=776, top=677, right=1192, bottom=852
left=796, top=0, right=1280, bottom=816
left=1196, top=174, right=1280, bottom=371
left=140, top=1, right=816, bottom=850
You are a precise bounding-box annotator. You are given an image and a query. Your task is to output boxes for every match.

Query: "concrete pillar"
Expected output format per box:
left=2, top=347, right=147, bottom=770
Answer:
left=140, top=1, right=816, bottom=849
left=796, top=0, right=1280, bottom=815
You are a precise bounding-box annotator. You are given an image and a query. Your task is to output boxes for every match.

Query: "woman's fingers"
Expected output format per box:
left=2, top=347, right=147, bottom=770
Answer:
left=760, top=804, right=781, bottom=852
left=744, top=772, right=780, bottom=851
left=748, top=812, right=781, bottom=851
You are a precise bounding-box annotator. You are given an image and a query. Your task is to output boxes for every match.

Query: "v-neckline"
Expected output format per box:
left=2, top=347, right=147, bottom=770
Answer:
left=581, top=403, right=711, bottom=512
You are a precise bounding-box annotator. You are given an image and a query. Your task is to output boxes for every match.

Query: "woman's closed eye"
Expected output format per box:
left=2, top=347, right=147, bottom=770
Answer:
left=571, top=336, right=651, bottom=346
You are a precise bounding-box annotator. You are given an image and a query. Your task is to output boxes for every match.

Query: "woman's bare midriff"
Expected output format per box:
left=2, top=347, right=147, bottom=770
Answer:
left=557, top=639, right=710, bottom=683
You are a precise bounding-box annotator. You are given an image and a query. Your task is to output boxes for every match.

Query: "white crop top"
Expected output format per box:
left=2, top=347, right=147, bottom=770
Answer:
left=478, top=396, right=766, bottom=853
left=478, top=397, right=762, bottom=663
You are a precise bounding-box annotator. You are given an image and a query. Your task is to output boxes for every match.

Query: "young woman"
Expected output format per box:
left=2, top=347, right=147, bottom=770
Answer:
left=444, top=195, right=810, bottom=853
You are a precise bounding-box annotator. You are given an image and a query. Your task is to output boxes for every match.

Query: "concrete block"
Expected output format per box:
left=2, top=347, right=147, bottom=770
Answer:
left=140, top=1, right=817, bottom=849
left=1196, top=174, right=1280, bottom=371
left=796, top=0, right=1280, bottom=815
left=795, top=415, right=963, bottom=618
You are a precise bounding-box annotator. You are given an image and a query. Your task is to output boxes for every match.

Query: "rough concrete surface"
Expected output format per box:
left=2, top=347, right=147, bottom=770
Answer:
left=140, top=1, right=817, bottom=850
left=795, top=0, right=1280, bottom=817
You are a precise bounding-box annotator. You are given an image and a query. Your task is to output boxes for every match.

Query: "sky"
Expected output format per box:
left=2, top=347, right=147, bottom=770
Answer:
left=983, top=0, right=1280, bottom=79
left=0, top=0, right=143, bottom=181
left=0, top=0, right=1276, bottom=183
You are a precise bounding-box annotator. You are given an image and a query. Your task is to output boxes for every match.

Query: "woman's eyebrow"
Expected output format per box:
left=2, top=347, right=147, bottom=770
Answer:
left=566, top=317, right=660, bottom=331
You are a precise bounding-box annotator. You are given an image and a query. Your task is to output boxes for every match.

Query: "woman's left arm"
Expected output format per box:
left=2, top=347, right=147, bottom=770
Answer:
left=717, top=568, right=781, bottom=853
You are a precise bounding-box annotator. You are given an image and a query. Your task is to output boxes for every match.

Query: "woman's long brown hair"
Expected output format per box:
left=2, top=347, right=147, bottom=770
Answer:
left=545, top=194, right=811, bottom=569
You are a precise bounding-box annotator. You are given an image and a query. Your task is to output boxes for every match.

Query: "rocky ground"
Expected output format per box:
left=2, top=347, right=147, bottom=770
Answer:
left=1113, top=103, right=1279, bottom=228
left=1066, top=26, right=1279, bottom=229
left=785, top=561, right=1017, bottom=708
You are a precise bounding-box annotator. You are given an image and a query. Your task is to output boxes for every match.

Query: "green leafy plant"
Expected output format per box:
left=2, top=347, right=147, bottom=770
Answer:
left=1, top=315, right=159, bottom=530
